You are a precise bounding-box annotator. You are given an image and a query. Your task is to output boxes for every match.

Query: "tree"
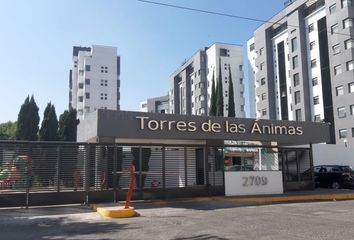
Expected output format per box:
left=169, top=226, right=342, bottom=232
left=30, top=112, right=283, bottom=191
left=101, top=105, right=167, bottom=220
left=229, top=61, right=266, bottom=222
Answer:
left=39, top=103, right=58, bottom=141
left=216, top=58, right=224, bottom=116
left=228, top=66, right=236, bottom=117
left=58, top=108, right=79, bottom=141
left=16, top=95, right=40, bottom=141
left=209, top=70, right=217, bottom=116
left=0, top=121, right=17, bottom=140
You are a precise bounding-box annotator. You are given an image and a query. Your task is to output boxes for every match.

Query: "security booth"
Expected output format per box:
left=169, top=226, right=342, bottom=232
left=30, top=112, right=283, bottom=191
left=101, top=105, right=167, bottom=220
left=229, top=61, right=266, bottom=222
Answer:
left=77, top=109, right=330, bottom=198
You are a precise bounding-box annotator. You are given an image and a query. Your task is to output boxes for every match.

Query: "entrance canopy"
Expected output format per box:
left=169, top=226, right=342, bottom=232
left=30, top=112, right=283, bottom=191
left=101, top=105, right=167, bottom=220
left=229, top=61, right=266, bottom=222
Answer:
left=77, top=110, right=330, bottom=145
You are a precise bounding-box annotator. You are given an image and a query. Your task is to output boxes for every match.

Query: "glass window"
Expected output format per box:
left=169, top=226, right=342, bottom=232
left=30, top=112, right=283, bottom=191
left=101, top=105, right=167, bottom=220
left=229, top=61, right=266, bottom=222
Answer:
left=311, top=59, right=317, bottom=68
left=337, top=107, right=346, bottom=118
left=343, top=18, right=353, bottom=29
left=336, top=86, right=344, bottom=96
left=295, top=109, right=302, bottom=121
left=249, top=43, right=255, bottom=51
left=339, top=129, right=347, bottom=139
left=351, top=105, right=354, bottom=115
left=349, top=82, right=354, bottom=93
left=331, top=24, right=338, bottom=34
left=78, top=83, right=84, bottom=89
left=334, top=64, right=342, bottom=75
left=262, top=108, right=267, bottom=116
left=78, top=96, right=83, bottom=102
left=352, top=128, right=354, bottom=138
left=312, top=77, right=318, bottom=86
left=313, top=96, right=320, bottom=105
left=261, top=93, right=266, bottom=100
left=85, top=78, right=90, bottom=85
left=332, top=44, right=340, bottom=55
left=314, top=114, right=321, bottom=122
left=261, top=78, right=266, bottom=85
left=260, top=63, right=264, bottom=70
left=85, top=92, right=90, bottom=99
left=345, top=39, right=354, bottom=49
left=291, top=37, right=297, bottom=52
left=293, top=55, right=298, bottom=69
left=295, top=91, right=301, bottom=104
left=260, top=48, right=264, bottom=55
left=310, top=41, right=316, bottom=50
left=293, top=73, right=300, bottom=86
left=329, top=3, right=337, bottom=14
left=85, top=65, right=91, bottom=71
left=308, top=23, right=314, bottom=32
left=346, top=60, right=354, bottom=71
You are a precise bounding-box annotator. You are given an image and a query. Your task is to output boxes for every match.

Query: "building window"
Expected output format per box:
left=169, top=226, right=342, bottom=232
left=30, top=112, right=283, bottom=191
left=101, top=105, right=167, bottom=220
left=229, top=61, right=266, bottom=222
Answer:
left=331, top=24, right=338, bottom=34
left=352, top=128, right=354, bottom=138
left=84, top=106, right=90, bottom=113
left=293, top=73, right=300, bottom=86
left=345, top=39, right=354, bottom=49
left=101, top=79, right=108, bottom=86
left=294, top=91, right=301, bottom=104
left=339, top=129, right=347, bottom=139
left=313, top=96, right=320, bottom=105
left=85, top=92, right=90, bottom=99
left=336, top=86, right=344, bottom=96
left=260, top=47, right=264, bottom=55
left=249, top=43, right=255, bottom=51
left=262, top=108, right=267, bottom=116
left=314, top=114, right=321, bottom=122
left=349, top=82, right=354, bottom=93
left=240, top=78, right=243, bottom=84
left=334, top=64, right=342, bottom=75
left=239, top=65, right=243, bottom=71
left=308, top=23, right=314, bottom=32
left=332, top=44, right=340, bottom=55
left=199, top=95, right=205, bottom=101
left=346, top=60, right=354, bottom=71
left=101, top=66, right=108, bottom=73
left=220, top=48, right=229, bottom=57
left=343, top=18, right=353, bottom=29
left=85, top=65, right=91, bottom=71
left=337, top=107, right=346, bottom=118
left=310, top=41, right=316, bottom=50
left=351, top=104, right=354, bottom=115
left=295, top=109, right=302, bottom=121
left=85, top=78, right=90, bottom=85
left=79, top=70, right=84, bottom=76
left=341, top=0, right=353, bottom=8
left=100, top=93, right=108, bottom=100
left=292, top=55, right=298, bottom=69
left=261, top=93, right=266, bottom=100
left=78, top=109, right=83, bottom=115
left=241, top=105, right=244, bottom=111
left=78, top=83, right=84, bottom=89
left=329, top=3, right=337, bottom=14
left=260, top=63, right=264, bottom=71
left=291, top=37, right=297, bottom=52
left=200, top=108, right=206, bottom=114
left=311, top=59, right=317, bottom=68
left=78, top=96, right=83, bottom=102
left=261, top=78, right=266, bottom=85
left=312, top=77, right=318, bottom=86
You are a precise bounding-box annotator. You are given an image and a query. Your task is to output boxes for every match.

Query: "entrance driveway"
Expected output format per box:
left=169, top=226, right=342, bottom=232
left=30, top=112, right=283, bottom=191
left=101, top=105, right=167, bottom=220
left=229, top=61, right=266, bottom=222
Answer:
left=2, top=198, right=354, bottom=240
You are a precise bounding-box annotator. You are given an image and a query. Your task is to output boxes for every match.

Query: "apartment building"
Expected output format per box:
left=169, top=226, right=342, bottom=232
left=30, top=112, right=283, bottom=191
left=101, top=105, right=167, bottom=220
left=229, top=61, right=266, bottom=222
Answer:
left=140, top=95, right=169, bottom=113
left=248, top=0, right=354, bottom=146
left=69, top=45, right=120, bottom=119
left=169, top=43, right=245, bottom=117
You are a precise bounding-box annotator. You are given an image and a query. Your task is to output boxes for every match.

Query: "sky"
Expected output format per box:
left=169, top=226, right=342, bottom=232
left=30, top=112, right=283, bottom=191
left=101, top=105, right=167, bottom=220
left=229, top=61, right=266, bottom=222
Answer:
left=0, top=0, right=284, bottom=123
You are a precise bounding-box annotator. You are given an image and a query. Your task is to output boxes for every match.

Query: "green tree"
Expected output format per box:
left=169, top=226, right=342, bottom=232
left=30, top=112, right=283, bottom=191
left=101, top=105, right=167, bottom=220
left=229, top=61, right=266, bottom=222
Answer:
left=228, top=66, right=236, bottom=117
left=216, top=58, right=224, bottom=116
left=16, top=95, right=39, bottom=140
left=209, top=70, right=217, bottom=116
left=58, top=108, right=79, bottom=141
left=0, top=121, right=17, bottom=140
left=39, top=103, right=58, bottom=141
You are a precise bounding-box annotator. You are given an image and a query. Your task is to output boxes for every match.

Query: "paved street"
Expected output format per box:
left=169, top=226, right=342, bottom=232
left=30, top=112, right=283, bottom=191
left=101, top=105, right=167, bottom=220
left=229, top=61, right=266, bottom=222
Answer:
left=2, top=200, right=354, bottom=240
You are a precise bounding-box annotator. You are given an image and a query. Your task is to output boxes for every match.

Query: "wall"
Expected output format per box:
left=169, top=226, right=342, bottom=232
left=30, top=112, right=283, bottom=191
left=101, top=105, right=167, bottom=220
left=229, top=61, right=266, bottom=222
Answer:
left=312, top=143, right=354, bottom=166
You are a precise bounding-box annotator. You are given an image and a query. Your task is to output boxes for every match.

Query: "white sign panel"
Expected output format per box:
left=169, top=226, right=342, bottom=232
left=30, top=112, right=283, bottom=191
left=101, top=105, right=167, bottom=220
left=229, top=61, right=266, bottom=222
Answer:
left=225, top=171, right=283, bottom=196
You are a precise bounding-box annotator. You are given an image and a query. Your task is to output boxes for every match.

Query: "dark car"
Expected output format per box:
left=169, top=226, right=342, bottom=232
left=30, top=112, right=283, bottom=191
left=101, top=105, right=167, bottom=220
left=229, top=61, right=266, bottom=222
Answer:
left=314, top=165, right=354, bottom=189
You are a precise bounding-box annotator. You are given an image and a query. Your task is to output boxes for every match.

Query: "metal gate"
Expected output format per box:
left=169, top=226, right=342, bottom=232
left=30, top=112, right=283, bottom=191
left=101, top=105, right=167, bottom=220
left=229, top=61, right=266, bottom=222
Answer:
left=0, top=141, right=224, bottom=207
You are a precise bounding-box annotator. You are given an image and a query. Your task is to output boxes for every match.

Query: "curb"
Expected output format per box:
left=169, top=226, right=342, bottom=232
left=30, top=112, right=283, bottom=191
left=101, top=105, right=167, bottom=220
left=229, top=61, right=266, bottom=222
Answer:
left=212, top=193, right=354, bottom=203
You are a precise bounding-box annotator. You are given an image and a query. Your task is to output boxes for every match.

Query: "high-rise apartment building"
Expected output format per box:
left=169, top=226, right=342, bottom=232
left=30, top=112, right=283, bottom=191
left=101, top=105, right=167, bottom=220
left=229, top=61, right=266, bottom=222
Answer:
left=170, top=43, right=245, bottom=117
left=69, top=45, right=120, bottom=119
left=248, top=0, right=354, bottom=146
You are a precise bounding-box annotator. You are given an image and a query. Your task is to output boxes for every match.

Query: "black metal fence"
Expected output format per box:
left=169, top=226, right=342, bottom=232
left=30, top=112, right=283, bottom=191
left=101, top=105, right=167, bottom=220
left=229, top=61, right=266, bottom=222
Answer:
left=0, top=141, right=224, bottom=207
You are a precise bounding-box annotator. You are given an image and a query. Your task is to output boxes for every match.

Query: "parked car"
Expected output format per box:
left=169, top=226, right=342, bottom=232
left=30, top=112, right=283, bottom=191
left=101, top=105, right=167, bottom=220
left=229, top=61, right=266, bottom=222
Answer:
left=314, top=165, right=354, bottom=189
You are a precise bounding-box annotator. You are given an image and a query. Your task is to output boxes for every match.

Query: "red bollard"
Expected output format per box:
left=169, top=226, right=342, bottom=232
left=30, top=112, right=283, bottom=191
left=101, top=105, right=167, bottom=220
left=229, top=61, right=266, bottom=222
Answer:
left=124, top=165, right=135, bottom=209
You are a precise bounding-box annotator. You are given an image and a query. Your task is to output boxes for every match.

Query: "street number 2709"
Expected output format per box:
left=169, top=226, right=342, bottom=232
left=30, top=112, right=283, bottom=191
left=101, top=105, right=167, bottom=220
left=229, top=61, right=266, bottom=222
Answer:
left=242, top=176, right=268, bottom=187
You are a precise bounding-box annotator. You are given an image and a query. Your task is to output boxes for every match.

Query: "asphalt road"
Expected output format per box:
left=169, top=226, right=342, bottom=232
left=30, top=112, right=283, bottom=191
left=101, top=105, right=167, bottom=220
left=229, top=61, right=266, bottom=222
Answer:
left=2, top=200, right=354, bottom=240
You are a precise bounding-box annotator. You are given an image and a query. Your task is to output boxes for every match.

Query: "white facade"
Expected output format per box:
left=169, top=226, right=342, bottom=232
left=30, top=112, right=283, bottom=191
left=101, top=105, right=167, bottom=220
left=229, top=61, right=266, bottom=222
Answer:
left=70, top=45, right=120, bottom=119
